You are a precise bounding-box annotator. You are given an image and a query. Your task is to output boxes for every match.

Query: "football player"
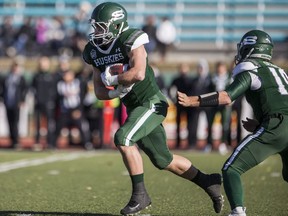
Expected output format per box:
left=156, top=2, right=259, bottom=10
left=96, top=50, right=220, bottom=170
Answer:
left=82, top=2, right=223, bottom=216
left=178, top=29, right=288, bottom=216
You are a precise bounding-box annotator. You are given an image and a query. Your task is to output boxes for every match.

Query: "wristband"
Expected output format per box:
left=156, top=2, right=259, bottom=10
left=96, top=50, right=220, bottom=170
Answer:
left=108, top=89, right=120, bottom=98
left=198, top=92, right=219, bottom=107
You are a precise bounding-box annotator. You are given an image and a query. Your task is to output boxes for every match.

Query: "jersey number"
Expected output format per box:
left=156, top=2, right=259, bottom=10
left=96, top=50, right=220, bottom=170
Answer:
left=270, top=67, right=288, bottom=95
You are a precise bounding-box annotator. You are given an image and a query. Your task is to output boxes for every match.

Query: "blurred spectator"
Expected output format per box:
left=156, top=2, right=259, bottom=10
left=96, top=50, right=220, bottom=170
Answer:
left=73, top=1, right=92, bottom=38
left=1, top=60, right=27, bottom=148
left=169, top=63, right=193, bottom=148
left=210, top=61, right=232, bottom=150
left=46, top=16, right=66, bottom=56
left=14, top=17, right=36, bottom=56
left=55, top=56, right=71, bottom=82
left=142, top=15, right=157, bottom=54
left=31, top=56, right=57, bottom=150
left=69, top=1, right=92, bottom=56
left=190, top=59, right=215, bottom=149
left=156, top=17, right=176, bottom=62
left=35, top=18, right=49, bottom=51
left=82, top=73, right=104, bottom=148
left=67, top=1, right=93, bottom=56
left=151, top=63, right=166, bottom=95
left=0, top=16, right=16, bottom=56
left=55, top=69, right=91, bottom=149
left=75, top=65, right=91, bottom=101
left=58, top=56, right=71, bottom=72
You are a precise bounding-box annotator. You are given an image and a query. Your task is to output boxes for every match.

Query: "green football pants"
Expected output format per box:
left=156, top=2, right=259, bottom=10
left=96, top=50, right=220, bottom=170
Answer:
left=222, top=113, right=288, bottom=209
left=114, top=91, right=173, bottom=169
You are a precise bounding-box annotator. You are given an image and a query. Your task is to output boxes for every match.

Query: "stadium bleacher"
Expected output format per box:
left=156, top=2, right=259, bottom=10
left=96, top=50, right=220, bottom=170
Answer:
left=0, top=0, right=287, bottom=52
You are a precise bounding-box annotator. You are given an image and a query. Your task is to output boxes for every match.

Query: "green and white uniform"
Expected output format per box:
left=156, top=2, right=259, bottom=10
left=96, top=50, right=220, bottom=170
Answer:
left=83, top=28, right=173, bottom=169
left=223, top=59, right=288, bottom=208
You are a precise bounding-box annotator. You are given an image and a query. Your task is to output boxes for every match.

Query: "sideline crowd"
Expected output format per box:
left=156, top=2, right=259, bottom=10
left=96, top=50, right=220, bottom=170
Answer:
left=0, top=56, right=249, bottom=152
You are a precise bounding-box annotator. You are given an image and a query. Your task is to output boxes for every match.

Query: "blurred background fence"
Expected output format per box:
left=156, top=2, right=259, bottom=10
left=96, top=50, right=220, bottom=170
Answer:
left=0, top=0, right=287, bottom=60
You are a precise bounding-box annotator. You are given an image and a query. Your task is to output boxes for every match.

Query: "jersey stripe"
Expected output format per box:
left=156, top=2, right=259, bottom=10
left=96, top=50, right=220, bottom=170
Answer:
left=223, top=127, right=264, bottom=170
left=125, top=105, right=154, bottom=146
left=125, top=30, right=144, bottom=46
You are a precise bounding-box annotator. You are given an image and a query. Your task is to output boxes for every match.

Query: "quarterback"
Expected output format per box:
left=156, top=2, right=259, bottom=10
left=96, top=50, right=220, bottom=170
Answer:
left=82, top=2, right=223, bottom=216
left=178, top=29, right=288, bottom=216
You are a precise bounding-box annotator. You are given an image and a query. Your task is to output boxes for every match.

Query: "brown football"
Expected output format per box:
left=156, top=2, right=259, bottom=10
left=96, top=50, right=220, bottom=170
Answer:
left=109, top=63, right=124, bottom=75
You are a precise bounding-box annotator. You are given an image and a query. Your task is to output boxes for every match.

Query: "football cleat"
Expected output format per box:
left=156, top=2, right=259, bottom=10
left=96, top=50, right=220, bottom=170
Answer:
left=228, top=206, right=246, bottom=216
left=205, top=173, right=224, bottom=213
left=120, top=191, right=152, bottom=216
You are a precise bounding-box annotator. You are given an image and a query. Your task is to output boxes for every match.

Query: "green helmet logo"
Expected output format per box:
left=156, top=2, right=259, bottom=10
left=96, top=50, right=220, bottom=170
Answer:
left=89, top=2, right=129, bottom=47
left=235, top=29, right=273, bottom=64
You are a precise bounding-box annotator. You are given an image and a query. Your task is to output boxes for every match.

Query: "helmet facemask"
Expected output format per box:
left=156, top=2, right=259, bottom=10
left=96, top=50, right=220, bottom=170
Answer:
left=235, top=37, right=256, bottom=65
left=89, top=19, right=114, bottom=47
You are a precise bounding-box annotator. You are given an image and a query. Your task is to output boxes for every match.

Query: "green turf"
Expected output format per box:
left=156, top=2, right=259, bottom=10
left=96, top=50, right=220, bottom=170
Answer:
left=0, top=150, right=287, bottom=216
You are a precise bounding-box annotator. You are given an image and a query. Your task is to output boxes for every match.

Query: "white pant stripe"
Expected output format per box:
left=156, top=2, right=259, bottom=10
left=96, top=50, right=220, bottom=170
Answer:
left=124, top=106, right=154, bottom=146
left=223, top=127, right=265, bottom=170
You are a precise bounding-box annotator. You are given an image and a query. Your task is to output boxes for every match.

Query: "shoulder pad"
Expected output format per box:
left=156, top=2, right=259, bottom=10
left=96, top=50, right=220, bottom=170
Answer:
left=232, top=61, right=259, bottom=78
left=123, top=29, right=145, bottom=45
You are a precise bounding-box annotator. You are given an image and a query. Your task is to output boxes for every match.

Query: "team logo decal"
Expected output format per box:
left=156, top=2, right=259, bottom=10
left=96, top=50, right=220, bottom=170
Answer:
left=243, top=36, right=257, bottom=45
left=90, top=49, right=97, bottom=59
left=111, top=9, right=125, bottom=21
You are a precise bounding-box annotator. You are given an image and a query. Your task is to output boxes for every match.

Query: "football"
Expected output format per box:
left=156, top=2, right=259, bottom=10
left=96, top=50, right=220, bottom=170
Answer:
left=108, top=63, right=124, bottom=75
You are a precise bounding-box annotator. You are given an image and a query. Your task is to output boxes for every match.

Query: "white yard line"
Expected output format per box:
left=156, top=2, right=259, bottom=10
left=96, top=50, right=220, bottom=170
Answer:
left=0, top=152, right=96, bottom=173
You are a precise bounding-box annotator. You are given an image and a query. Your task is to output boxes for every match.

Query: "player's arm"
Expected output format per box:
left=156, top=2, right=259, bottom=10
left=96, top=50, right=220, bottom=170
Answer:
left=177, top=91, right=231, bottom=107
left=178, top=72, right=252, bottom=107
left=117, top=44, right=147, bottom=86
left=100, top=32, right=148, bottom=87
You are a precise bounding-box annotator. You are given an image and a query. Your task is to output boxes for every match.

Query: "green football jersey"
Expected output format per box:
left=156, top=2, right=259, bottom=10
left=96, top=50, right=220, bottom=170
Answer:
left=82, top=28, right=160, bottom=109
left=226, top=59, right=288, bottom=121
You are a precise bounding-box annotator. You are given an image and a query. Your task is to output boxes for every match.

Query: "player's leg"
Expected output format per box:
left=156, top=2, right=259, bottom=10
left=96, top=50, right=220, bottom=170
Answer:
left=138, top=124, right=223, bottom=213
left=223, top=116, right=287, bottom=215
left=166, top=153, right=223, bottom=213
left=117, top=144, right=148, bottom=216
left=117, top=145, right=144, bottom=175
left=279, top=115, right=288, bottom=183
left=114, top=100, right=166, bottom=216
left=222, top=129, right=269, bottom=215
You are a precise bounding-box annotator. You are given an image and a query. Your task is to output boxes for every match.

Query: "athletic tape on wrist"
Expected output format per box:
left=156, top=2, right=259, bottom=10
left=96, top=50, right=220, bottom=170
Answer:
left=198, top=92, right=219, bottom=107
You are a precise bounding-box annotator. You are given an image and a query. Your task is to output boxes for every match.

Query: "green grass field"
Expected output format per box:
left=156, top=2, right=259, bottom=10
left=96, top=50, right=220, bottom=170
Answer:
left=0, top=150, right=287, bottom=216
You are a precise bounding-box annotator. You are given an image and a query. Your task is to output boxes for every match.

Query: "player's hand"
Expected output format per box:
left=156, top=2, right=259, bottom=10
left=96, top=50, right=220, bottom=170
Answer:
left=177, top=91, right=198, bottom=107
left=108, top=84, right=133, bottom=99
left=118, top=84, right=133, bottom=98
left=242, top=117, right=259, bottom=132
left=101, top=65, right=119, bottom=86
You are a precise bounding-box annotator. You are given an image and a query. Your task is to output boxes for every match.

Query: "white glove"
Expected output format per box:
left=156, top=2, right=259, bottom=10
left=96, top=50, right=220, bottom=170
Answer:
left=108, top=84, right=133, bottom=99
left=101, top=65, right=119, bottom=86
left=118, top=84, right=133, bottom=98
